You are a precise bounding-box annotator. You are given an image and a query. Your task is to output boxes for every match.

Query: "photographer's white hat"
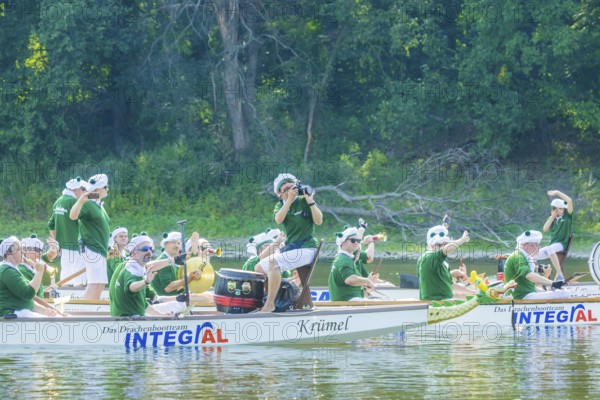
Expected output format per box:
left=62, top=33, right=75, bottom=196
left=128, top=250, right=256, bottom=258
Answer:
left=516, top=230, right=543, bottom=244
left=427, top=225, right=451, bottom=246
left=273, top=173, right=297, bottom=194
left=87, top=174, right=108, bottom=191
left=551, top=199, right=568, bottom=209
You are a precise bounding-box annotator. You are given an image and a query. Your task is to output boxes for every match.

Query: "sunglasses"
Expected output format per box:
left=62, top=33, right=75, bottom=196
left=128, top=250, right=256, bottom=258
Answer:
left=349, top=238, right=361, bottom=244
left=139, top=246, right=153, bottom=252
left=430, top=232, right=446, bottom=237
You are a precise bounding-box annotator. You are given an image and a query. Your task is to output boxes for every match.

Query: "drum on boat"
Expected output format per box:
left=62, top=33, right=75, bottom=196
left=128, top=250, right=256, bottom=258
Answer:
left=588, top=242, right=600, bottom=285
left=213, top=269, right=266, bottom=313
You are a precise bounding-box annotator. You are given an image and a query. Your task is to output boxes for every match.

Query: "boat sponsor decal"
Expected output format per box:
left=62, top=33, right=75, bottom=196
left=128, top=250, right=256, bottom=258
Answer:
left=311, top=290, right=330, bottom=301
left=124, top=322, right=228, bottom=348
left=513, top=303, right=598, bottom=325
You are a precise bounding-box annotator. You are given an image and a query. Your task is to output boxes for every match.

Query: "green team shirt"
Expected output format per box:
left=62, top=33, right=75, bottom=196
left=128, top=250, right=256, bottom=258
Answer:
left=354, top=252, right=369, bottom=278
left=17, top=264, right=44, bottom=298
left=417, top=249, right=453, bottom=300
left=151, top=253, right=181, bottom=296
left=109, top=262, right=157, bottom=317
left=274, top=197, right=318, bottom=248
left=503, top=250, right=537, bottom=300
left=48, top=194, right=80, bottom=251
left=328, top=252, right=363, bottom=301
left=0, top=263, right=36, bottom=316
left=242, top=256, right=292, bottom=278
left=107, top=256, right=126, bottom=288
left=549, top=211, right=574, bottom=249
left=78, top=201, right=110, bottom=257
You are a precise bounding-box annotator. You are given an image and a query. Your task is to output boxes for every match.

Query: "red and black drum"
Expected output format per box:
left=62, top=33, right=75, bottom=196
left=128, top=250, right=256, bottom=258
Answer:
left=213, top=269, right=266, bottom=313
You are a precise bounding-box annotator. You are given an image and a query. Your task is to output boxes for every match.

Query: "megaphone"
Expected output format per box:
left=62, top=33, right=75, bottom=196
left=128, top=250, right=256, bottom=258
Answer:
left=208, top=247, right=222, bottom=257
left=373, top=232, right=387, bottom=242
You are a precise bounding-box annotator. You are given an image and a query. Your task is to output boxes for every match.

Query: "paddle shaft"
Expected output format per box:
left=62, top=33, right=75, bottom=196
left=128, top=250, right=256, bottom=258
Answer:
left=44, top=267, right=86, bottom=290
left=372, top=257, right=384, bottom=275
left=177, top=220, right=191, bottom=307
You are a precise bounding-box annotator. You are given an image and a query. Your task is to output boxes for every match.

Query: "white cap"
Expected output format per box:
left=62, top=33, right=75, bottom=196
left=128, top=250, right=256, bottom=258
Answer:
left=160, top=232, right=181, bottom=247
left=335, top=226, right=359, bottom=247
left=427, top=225, right=451, bottom=246
left=21, top=235, right=44, bottom=252
left=273, top=173, right=297, bottom=194
left=65, top=176, right=88, bottom=191
left=127, top=235, right=154, bottom=254
left=87, top=174, right=109, bottom=191
left=516, top=230, right=543, bottom=244
left=551, top=199, right=568, bottom=209
left=0, top=236, right=20, bottom=258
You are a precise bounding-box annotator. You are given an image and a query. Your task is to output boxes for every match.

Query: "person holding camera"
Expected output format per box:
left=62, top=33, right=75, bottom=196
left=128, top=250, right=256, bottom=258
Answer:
left=504, top=230, right=570, bottom=300
left=535, top=190, right=574, bottom=281
left=69, top=174, right=111, bottom=300
left=257, top=173, right=323, bottom=312
left=48, top=177, right=88, bottom=286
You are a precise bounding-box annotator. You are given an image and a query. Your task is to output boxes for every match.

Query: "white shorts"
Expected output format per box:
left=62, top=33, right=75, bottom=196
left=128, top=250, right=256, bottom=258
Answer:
left=524, top=289, right=570, bottom=300
left=60, top=249, right=87, bottom=286
left=258, top=248, right=317, bottom=274
left=535, top=243, right=564, bottom=260
left=81, top=247, right=108, bottom=284
left=14, top=309, right=46, bottom=318
left=153, top=301, right=186, bottom=315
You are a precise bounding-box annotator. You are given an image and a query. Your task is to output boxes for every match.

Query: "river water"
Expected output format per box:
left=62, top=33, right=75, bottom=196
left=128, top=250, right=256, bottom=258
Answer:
left=1, top=325, right=599, bottom=399
left=2, top=258, right=597, bottom=398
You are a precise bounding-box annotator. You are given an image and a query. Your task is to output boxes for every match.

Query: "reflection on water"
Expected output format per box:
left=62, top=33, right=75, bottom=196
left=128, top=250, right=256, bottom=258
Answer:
left=1, top=325, right=599, bottom=399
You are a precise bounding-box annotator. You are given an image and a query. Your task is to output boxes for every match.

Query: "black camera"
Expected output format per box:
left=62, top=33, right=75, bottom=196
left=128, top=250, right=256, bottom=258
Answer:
left=536, top=264, right=548, bottom=274
left=294, top=181, right=313, bottom=196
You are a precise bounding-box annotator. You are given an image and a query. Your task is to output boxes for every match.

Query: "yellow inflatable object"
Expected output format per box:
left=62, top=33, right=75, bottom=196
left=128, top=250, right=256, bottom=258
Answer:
left=178, top=256, right=215, bottom=293
left=470, top=270, right=488, bottom=292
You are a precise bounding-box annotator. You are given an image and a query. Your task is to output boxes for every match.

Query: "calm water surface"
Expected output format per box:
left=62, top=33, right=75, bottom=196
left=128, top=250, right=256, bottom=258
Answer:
left=1, top=325, right=598, bottom=399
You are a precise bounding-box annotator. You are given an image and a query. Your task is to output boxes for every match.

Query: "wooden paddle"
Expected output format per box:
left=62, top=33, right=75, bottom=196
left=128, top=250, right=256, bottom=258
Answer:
left=44, top=267, right=86, bottom=291
left=372, top=257, right=384, bottom=275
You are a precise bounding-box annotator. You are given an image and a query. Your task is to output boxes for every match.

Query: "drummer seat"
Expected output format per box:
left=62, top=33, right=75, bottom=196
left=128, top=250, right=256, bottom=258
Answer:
left=556, top=233, right=573, bottom=277
left=293, top=240, right=323, bottom=310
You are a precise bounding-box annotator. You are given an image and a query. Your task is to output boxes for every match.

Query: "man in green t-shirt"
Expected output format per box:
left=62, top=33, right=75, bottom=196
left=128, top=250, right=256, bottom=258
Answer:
left=0, top=236, right=57, bottom=317
left=537, top=190, right=574, bottom=281
left=110, top=235, right=192, bottom=316
left=70, top=174, right=111, bottom=300
left=258, top=173, right=323, bottom=312
left=504, top=230, right=568, bottom=300
left=328, top=227, right=375, bottom=301
left=417, top=225, right=475, bottom=300
left=48, top=177, right=88, bottom=286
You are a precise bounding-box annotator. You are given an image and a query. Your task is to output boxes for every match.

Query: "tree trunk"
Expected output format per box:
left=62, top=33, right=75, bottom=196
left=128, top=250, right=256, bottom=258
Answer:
left=214, top=0, right=250, bottom=154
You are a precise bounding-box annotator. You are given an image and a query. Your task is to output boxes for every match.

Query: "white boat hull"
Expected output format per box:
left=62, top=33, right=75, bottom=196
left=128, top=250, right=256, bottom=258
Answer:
left=0, top=305, right=428, bottom=347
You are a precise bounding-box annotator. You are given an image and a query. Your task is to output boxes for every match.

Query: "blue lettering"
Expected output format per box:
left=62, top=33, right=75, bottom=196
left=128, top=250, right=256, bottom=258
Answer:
left=319, top=292, right=330, bottom=301
left=179, top=330, right=193, bottom=345
left=125, top=333, right=130, bottom=348
left=132, top=332, right=147, bottom=347
left=533, top=311, right=544, bottom=324
left=148, top=331, right=162, bottom=347
left=556, top=310, right=568, bottom=323
left=518, top=312, right=531, bottom=324
left=311, top=291, right=317, bottom=301
left=544, top=311, right=555, bottom=324
left=164, top=331, right=177, bottom=346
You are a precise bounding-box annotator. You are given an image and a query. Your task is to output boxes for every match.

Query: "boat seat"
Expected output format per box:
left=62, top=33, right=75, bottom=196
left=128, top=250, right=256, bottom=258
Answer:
left=556, top=233, right=574, bottom=277
left=293, top=240, right=323, bottom=310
